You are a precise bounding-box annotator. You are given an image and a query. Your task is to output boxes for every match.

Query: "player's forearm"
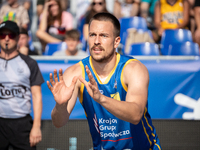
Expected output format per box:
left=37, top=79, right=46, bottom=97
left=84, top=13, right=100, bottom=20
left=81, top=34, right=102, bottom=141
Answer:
left=99, top=95, right=144, bottom=125
left=51, top=103, right=70, bottom=128
left=32, top=99, right=42, bottom=128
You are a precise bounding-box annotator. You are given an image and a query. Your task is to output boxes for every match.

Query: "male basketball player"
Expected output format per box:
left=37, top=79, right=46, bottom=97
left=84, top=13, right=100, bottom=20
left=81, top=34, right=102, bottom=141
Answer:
left=48, top=12, right=162, bottom=150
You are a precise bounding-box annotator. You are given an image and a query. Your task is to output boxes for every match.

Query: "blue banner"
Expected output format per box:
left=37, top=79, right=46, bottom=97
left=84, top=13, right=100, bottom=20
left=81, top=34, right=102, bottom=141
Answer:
left=31, top=57, right=200, bottom=120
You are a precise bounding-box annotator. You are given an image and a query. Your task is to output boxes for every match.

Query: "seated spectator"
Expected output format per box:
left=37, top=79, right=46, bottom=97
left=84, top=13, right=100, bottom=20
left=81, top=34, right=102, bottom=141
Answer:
left=140, top=0, right=158, bottom=29
left=194, top=0, right=200, bottom=50
left=37, top=29, right=88, bottom=56
left=37, top=0, right=73, bottom=52
left=83, top=0, right=109, bottom=41
left=18, top=28, right=38, bottom=55
left=53, top=29, right=88, bottom=57
left=75, top=0, right=91, bottom=23
left=36, top=0, right=68, bottom=17
left=36, top=0, right=45, bottom=16
left=18, top=0, right=31, bottom=10
left=0, top=0, right=30, bottom=29
left=154, top=0, right=190, bottom=42
left=140, top=0, right=158, bottom=42
left=0, top=0, right=30, bottom=9
left=113, top=0, right=140, bottom=19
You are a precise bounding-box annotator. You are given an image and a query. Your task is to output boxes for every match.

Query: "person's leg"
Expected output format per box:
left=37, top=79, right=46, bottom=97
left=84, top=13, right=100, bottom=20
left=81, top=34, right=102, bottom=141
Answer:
left=9, top=115, right=36, bottom=150
left=0, top=118, right=10, bottom=150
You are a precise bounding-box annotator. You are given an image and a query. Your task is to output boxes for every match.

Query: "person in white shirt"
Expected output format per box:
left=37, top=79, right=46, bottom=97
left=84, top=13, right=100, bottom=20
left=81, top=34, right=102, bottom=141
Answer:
left=53, top=29, right=88, bottom=57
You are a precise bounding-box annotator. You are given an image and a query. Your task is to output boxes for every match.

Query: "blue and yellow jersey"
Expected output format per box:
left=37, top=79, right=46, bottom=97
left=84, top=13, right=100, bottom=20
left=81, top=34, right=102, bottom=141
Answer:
left=160, top=0, right=184, bottom=29
left=79, top=53, right=161, bottom=150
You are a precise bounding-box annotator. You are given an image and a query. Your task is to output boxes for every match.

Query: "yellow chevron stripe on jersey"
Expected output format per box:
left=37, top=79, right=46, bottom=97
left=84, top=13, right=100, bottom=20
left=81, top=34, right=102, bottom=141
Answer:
left=89, top=53, right=120, bottom=84
left=110, top=92, right=121, bottom=101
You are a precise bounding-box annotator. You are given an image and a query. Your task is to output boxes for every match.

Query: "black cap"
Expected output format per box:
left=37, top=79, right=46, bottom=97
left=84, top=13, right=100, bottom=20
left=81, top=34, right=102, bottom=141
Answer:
left=0, top=20, right=19, bottom=35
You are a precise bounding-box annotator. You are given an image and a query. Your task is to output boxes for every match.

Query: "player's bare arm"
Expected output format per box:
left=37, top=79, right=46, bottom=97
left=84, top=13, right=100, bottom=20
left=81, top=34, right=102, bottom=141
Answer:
left=79, top=61, right=149, bottom=125
left=123, top=60, right=149, bottom=123
left=48, top=63, right=82, bottom=128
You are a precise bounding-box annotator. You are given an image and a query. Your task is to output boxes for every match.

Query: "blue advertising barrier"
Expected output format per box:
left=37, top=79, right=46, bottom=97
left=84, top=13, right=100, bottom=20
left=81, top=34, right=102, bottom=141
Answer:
left=31, top=56, right=200, bottom=120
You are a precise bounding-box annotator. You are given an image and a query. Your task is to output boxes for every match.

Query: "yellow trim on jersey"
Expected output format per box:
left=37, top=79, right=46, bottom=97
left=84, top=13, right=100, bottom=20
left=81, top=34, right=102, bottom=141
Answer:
left=155, top=143, right=162, bottom=150
left=121, top=59, right=138, bottom=92
left=144, top=108, right=154, bottom=132
left=79, top=61, right=88, bottom=117
left=79, top=61, right=85, bottom=104
left=141, top=119, right=152, bottom=146
left=143, top=107, right=162, bottom=150
left=89, top=53, right=120, bottom=84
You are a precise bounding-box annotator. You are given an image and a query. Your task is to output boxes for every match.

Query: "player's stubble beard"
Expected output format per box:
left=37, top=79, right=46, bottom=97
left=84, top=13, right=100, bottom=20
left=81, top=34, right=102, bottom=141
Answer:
left=90, top=45, right=115, bottom=63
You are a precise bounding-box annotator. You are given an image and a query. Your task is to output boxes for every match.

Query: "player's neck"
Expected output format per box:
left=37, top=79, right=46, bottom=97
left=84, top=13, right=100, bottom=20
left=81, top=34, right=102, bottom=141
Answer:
left=92, top=53, right=117, bottom=78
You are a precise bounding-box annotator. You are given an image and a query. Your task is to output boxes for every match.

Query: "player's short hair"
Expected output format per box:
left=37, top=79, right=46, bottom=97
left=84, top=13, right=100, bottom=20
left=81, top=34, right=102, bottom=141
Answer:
left=89, top=12, right=120, bottom=37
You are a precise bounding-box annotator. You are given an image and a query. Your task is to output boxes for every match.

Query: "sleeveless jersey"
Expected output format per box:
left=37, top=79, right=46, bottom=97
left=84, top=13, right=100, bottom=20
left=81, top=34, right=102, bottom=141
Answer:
left=160, top=0, right=184, bottom=29
left=79, top=53, right=161, bottom=150
left=0, top=53, right=44, bottom=118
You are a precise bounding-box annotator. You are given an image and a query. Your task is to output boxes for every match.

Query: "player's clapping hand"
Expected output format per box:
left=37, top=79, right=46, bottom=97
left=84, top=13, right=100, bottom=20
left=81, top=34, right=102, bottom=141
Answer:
left=79, top=66, right=102, bottom=103
left=47, top=69, right=78, bottom=105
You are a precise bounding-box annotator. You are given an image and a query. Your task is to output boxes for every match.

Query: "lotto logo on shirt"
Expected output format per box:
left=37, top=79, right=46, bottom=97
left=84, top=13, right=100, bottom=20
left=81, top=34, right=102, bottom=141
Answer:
left=0, top=82, right=31, bottom=99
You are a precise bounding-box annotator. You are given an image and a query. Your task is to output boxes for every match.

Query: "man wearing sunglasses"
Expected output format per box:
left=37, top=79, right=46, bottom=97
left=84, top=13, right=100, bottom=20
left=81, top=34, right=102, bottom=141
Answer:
left=0, top=21, right=44, bottom=150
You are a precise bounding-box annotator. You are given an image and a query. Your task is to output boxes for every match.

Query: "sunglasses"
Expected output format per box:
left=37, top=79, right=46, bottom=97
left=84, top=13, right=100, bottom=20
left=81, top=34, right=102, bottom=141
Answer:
left=92, top=2, right=103, bottom=6
left=0, top=33, right=17, bottom=39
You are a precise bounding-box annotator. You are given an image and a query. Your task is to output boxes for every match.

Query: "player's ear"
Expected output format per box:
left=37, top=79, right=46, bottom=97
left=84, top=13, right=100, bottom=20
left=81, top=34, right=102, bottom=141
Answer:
left=114, top=36, right=120, bottom=49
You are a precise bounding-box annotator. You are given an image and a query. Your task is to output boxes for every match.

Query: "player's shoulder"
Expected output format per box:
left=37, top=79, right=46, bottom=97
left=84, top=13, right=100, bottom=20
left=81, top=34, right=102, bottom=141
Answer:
left=63, top=62, right=82, bottom=78
left=123, top=60, right=149, bottom=86
left=62, top=62, right=83, bottom=87
left=124, top=59, right=148, bottom=74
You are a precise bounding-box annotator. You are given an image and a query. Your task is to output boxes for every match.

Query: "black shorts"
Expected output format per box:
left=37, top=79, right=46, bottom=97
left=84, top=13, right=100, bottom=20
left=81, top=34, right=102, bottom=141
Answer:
left=0, top=114, right=36, bottom=150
